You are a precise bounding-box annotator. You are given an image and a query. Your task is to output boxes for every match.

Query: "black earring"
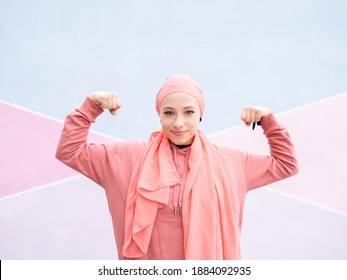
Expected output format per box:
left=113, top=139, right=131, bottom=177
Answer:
left=199, top=117, right=202, bottom=122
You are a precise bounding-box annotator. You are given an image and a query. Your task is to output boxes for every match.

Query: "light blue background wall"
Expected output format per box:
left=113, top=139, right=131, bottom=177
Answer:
left=1, top=0, right=346, bottom=141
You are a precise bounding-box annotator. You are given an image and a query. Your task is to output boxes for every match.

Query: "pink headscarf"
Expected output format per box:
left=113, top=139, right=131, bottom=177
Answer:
left=155, top=74, right=205, bottom=117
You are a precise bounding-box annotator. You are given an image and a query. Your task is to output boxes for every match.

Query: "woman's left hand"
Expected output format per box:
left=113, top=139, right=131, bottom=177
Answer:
left=241, top=106, right=272, bottom=127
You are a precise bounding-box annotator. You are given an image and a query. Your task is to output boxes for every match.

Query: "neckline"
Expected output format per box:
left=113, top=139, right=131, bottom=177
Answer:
left=171, top=143, right=192, bottom=150
left=175, top=144, right=191, bottom=149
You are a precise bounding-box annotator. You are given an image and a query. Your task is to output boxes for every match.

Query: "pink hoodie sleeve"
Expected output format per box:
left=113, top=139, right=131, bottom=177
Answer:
left=55, top=97, right=118, bottom=187
left=242, top=113, right=299, bottom=191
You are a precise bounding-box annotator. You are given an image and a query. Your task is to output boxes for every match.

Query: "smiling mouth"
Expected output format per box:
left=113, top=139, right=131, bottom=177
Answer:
left=171, top=131, right=187, bottom=137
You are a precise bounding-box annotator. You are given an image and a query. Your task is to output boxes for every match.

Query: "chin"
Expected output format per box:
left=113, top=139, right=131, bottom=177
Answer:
left=170, top=136, right=194, bottom=146
left=172, top=140, right=189, bottom=145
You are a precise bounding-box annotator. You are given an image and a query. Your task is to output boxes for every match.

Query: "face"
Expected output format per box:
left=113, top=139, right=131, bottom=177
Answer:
left=160, top=92, right=201, bottom=145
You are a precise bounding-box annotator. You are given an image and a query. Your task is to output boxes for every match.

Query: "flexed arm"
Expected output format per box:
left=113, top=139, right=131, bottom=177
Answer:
left=239, top=106, right=299, bottom=191
left=55, top=92, right=122, bottom=187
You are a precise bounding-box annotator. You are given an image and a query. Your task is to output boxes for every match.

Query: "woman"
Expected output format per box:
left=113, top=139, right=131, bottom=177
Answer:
left=56, top=74, right=299, bottom=260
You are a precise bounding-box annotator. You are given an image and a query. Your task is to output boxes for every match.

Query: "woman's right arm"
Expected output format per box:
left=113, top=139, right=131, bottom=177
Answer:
left=55, top=92, right=122, bottom=187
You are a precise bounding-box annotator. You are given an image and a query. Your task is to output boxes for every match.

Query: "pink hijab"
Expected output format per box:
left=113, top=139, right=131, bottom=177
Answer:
left=122, top=74, right=241, bottom=259
left=155, top=74, right=205, bottom=117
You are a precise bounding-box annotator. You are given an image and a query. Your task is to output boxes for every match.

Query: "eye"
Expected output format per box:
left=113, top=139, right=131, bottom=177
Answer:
left=164, top=111, right=174, bottom=116
left=185, top=111, right=195, bottom=115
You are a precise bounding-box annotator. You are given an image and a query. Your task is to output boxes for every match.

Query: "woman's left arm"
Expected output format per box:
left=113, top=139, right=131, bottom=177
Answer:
left=240, top=106, right=299, bottom=191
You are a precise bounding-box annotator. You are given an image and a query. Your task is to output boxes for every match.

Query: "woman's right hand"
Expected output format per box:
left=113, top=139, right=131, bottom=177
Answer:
left=88, top=91, right=122, bottom=116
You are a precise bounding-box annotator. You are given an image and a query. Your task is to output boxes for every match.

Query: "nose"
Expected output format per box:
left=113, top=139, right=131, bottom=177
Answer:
left=173, top=115, right=184, bottom=128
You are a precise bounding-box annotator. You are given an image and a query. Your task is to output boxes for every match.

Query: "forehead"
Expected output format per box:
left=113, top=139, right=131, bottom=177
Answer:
left=160, top=92, right=199, bottom=108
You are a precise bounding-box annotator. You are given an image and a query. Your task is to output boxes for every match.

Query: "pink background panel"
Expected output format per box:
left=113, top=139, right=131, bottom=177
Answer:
left=0, top=101, right=120, bottom=198
left=209, top=93, right=347, bottom=214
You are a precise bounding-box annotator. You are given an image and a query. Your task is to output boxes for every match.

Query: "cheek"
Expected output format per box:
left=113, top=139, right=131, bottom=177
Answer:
left=160, top=120, right=173, bottom=135
left=191, top=122, right=199, bottom=132
left=160, top=119, right=171, bottom=129
left=190, top=117, right=200, bottom=128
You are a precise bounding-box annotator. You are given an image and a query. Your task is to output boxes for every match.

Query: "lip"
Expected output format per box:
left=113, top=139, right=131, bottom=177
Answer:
left=171, top=130, right=187, bottom=137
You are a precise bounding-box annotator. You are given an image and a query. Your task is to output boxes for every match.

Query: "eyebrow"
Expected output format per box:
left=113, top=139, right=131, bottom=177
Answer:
left=162, top=106, right=197, bottom=110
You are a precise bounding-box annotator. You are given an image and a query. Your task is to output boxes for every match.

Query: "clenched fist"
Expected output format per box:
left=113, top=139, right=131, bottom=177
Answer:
left=88, top=91, right=122, bottom=116
left=241, top=106, right=272, bottom=127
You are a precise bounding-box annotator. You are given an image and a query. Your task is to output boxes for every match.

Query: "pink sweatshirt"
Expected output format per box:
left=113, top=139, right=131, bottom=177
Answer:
left=56, top=97, right=299, bottom=259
